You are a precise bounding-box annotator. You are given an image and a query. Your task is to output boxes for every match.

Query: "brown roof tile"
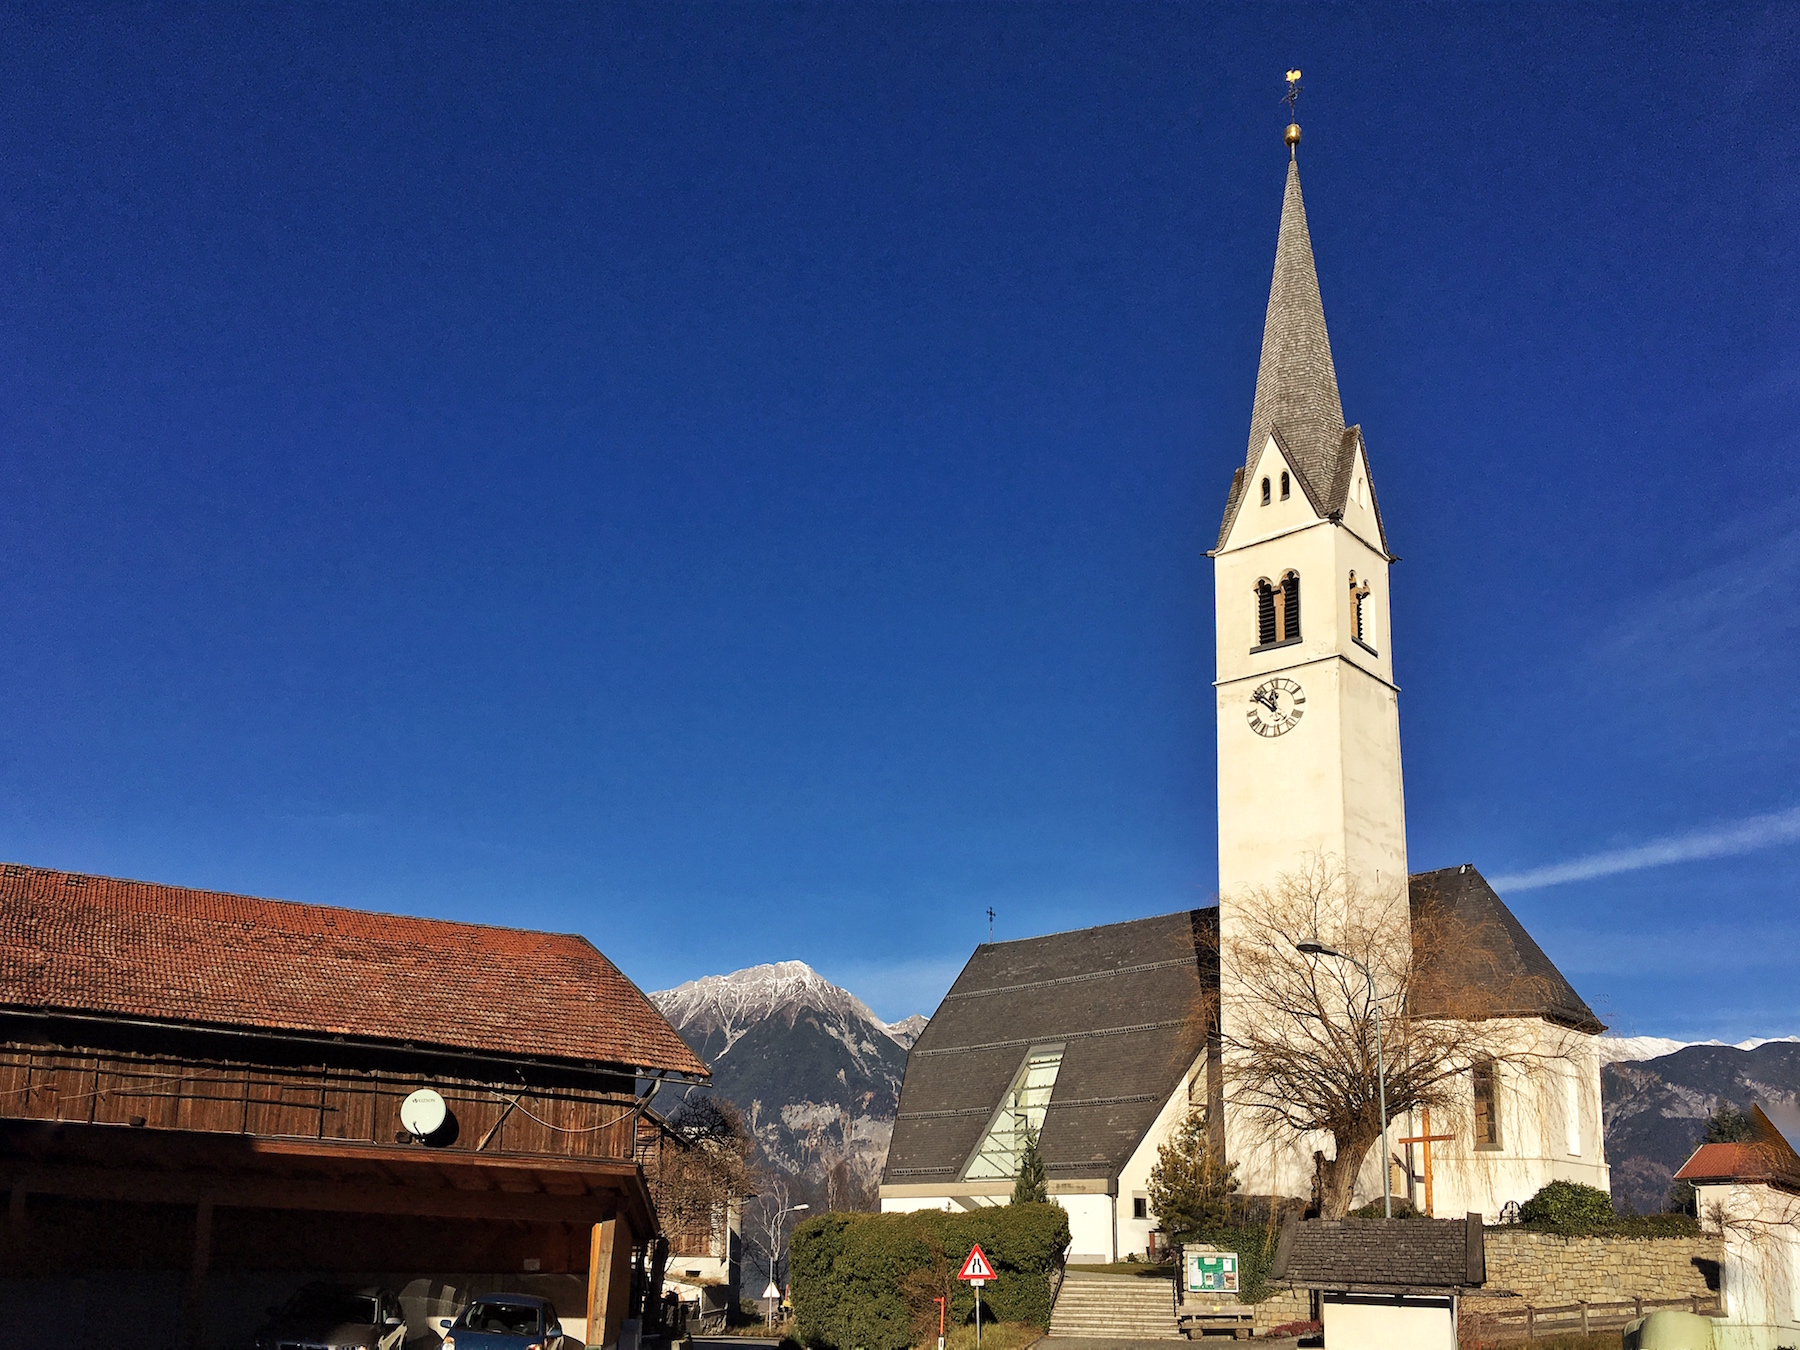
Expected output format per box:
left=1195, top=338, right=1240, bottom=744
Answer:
left=0, top=862, right=707, bottom=1077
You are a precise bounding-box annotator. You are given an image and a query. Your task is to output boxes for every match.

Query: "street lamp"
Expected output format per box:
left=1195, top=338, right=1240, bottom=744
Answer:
left=1296, top=940, right=1391, bottom=1219
left=762, top=1200, right=809, bottom=1325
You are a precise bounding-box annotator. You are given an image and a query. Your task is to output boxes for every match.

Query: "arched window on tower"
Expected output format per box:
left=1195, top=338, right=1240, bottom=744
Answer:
left=1349, top=572, right=1374, bottom=652
left=1254, top=571, right=1301, bottom=649
left=1280, top=471, right=1290, bottom=500
left=1260, top=476, right=1271, bottom=506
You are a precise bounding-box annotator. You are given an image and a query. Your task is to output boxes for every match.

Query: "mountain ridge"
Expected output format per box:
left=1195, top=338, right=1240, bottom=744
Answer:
left=650, top=962, right=1799, bottom=1219
left=650, top=962, right=924, bottom=1205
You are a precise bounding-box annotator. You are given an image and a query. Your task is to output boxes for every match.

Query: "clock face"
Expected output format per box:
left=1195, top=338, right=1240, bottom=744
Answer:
left=1247, top=677, right=1306, bottom=737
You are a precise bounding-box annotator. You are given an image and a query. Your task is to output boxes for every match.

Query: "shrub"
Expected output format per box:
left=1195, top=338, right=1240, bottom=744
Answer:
left=1347, top=1198, right=1422, bottom=1219
left=1519, top=1181, right=1622, bottom=1232
left=790, top=1204, right=1070, bottom=1350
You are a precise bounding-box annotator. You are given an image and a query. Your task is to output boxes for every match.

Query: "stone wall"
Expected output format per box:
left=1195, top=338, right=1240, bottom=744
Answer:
left=1251, top=1286, right=1314, bottom=1334
left=1476, top=1228, right=1722, bottom=1306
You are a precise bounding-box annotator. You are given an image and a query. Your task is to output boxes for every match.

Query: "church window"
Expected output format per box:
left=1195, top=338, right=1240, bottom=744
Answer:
left=1254, top=573, right=1301, bottom=650
left=1260, top=476, right=1271, bottom=506
left=963, top=1045, right=1063, bottom=1180
left=1472, top=1061, right=1501, bottom=1149
left=1280, top=471, right=1290, bottom=500
left=1565, top=1067, right=1582, bottom=1156
left=1350, top=573, right=1374, bottom=652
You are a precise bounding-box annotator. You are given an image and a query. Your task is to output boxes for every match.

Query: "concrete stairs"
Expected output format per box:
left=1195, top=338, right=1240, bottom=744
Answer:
left=1047, top=1271, right=1181, bottom=1340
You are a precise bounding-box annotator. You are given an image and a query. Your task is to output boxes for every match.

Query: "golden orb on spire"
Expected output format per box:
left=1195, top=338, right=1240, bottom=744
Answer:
left=1281, top=68, right=1303, bottom=150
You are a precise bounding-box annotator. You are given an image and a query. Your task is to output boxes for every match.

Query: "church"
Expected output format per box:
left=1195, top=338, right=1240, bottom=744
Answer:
left=878, top=124, right=1611, bottom=1261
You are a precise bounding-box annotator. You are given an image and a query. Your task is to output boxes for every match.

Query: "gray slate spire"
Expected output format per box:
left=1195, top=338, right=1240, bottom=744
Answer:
left=1245, top=156, right=1345, bottom=494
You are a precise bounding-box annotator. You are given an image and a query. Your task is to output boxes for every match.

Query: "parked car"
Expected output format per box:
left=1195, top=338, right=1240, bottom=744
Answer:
left=254, top=1283, right=408, bottom=1350
left=435, top=1294, right=567, bottom=1350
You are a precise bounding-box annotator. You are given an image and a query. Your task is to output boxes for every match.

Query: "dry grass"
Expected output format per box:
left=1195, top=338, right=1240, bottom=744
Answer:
left=932, top=1321, right=1042, bottom=1350
left=1464, top=1334, right=1622, bottom=1350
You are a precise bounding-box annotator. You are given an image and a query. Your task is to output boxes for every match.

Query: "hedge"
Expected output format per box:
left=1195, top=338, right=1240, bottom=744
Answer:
left=790, top=1204, right=1070, bottom=1350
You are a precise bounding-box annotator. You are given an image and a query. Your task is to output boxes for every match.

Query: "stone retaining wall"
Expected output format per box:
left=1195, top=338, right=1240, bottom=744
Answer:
left=1251, top=1287, right=1313, bottom=1334
left=1475, top=1228, right=1722, bottom=1306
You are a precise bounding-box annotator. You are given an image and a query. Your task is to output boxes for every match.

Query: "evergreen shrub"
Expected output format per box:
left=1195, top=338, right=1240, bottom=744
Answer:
left=789, top=1203, right=1070, bottom=1350
left=1518, top=1180, right=1625, bottom=1232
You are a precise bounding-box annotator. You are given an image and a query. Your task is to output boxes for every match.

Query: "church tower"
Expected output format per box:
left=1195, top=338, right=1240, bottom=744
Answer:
left=1211, top=136, right=1407, bottom=922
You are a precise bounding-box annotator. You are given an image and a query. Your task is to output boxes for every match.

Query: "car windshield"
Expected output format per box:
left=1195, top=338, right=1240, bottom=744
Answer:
left=283, top=1290, right=378, bottom=1324
left=463, top=1303, right=541, bottom=1336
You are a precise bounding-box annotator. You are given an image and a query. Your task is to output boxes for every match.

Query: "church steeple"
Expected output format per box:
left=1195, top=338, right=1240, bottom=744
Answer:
left=1245, top=155, right=1346, bottom=499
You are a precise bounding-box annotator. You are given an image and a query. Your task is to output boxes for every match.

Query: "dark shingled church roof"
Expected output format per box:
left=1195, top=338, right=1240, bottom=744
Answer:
left=1248, top=156, right=1344, bottom=489
left=1271, top=1215, right=1487, bottom=1293
left=1409, top=865, right=1604, bottom=1034
left=1214, top=153, right=1392, bottom=556
left=883, top=868, right=1599, bottom=1186
left=882, top=910, right=1214, bottom=1186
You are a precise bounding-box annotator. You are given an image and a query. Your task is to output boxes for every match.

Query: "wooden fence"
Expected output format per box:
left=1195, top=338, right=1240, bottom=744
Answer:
left=1463, top=1293, right=1721, bottom=1344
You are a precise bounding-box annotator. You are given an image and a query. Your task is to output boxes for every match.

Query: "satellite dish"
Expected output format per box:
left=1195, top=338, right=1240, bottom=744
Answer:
left=400, top=1088, right=448, bottom=1138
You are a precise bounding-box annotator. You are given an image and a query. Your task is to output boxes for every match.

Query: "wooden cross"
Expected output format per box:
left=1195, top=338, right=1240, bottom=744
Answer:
left=1396, top=1107, right=1456, bottom=1217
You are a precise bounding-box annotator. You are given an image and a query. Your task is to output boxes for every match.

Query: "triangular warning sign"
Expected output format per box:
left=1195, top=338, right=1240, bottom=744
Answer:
left=958, top=1244, right=996, bottom=1281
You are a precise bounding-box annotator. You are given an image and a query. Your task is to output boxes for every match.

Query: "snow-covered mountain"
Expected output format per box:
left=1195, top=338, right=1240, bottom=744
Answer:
left=885, top=1014, right=929, bottom=1050
left=1599, top=1035, right=1800, bottom=1066
left=651, top=962, right=926, bottom=1204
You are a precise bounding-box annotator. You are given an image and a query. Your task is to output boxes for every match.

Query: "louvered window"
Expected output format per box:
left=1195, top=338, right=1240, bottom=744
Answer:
left=1350, top=573, right=1373, bottom=649
left=1255, top=574, right=1301, bottom=648
left=1260, top=477, right=1271, bottom=507
left=1280, top=471, right=1290, bottom=500
left=1256, top=581, right=1277, bottom=646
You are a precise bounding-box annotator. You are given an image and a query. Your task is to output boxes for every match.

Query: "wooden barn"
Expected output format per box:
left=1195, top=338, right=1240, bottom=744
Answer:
left=0, top=862, right=708, bottom=1349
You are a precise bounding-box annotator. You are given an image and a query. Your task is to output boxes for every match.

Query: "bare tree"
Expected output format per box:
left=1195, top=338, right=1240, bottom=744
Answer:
left=744, top=1175, right=809, bottom=1293
left=1216, top=854, right=1582, bottom=1218
left=646, top=1095, right=761, bottom=1261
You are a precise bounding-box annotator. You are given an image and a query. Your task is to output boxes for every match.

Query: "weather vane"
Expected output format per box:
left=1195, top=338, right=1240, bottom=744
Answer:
left=1282, top=69, right=1303, bottom=150
left=987, top=906, right=995, bottom=942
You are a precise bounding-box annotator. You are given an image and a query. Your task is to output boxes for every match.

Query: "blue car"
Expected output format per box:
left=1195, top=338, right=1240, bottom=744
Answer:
left=436, top=1294, right=569, bottom=1350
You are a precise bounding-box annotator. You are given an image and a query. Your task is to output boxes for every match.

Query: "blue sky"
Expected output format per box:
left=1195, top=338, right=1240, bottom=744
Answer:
left=1, top=4, right=1795, bottom=1038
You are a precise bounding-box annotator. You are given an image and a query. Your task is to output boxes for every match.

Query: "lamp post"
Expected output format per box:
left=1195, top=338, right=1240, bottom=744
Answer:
left=1296, top=940, right=1390, bottom=1219
left=759, top=1197, right=809, bottom=1325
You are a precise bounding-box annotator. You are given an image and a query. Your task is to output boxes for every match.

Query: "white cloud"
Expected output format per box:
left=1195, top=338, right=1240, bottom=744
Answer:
left=1491, top=804, right=1800, bottom=892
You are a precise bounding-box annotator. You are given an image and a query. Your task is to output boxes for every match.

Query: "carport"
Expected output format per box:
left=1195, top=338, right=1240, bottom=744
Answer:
left=0, top=863, right=709, bottom=1349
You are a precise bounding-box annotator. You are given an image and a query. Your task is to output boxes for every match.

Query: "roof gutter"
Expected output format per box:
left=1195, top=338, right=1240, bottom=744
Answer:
left=0, top=1005, right=710, bottom=1086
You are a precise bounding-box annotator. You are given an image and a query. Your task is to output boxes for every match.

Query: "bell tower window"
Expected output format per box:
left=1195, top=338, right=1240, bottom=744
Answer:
left=1253, top=571, right=1301, bottom=650
left=1280, top=471, right=1290, bottom=500
left=1260, top=476, right=1271, bottom=506
left=1350, top=572, right=1375, bottom=653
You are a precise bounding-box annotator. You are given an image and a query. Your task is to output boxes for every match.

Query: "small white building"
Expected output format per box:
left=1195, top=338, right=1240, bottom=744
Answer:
left=1268, top=1213, right=1487, bottom=1350
left=1674, top=1103, right=1800, bottom=1350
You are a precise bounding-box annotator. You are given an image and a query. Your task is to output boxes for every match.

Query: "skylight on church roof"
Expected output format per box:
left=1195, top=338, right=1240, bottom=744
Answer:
left=962, top=1045, right=1064, bottom=1180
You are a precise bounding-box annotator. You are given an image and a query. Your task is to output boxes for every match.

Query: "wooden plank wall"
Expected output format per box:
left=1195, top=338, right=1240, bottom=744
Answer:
left=0, top=1042, right=638, bottom=1162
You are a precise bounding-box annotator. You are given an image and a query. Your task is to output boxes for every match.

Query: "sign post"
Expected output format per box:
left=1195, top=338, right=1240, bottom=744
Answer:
left=959, top=1244, right=996, bottom=1350
left=762, top=1281, right=781, bottom=1329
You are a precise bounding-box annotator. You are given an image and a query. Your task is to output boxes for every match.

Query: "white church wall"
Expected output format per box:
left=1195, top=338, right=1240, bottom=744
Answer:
left=1399, top=1022, right=1609, bottom=1221
left=1059, top=1193, right=1117, bottom=1265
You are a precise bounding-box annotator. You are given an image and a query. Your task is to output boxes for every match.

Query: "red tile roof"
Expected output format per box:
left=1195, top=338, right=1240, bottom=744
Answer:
left=1673, top=1142, right=1798, bottom=1186
left=0, top=862, right=707, bottom=1077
